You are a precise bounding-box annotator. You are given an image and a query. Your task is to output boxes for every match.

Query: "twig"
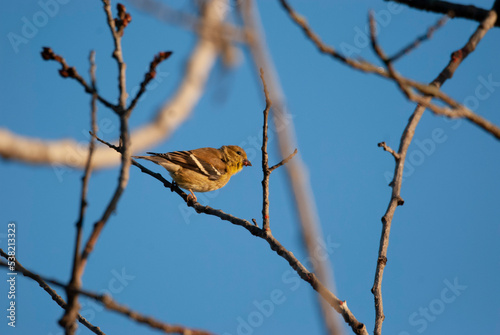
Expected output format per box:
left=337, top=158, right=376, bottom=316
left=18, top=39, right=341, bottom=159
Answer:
left=371, top=4, right=499, bottom=335
left=0, top=250, right=104, bottom=335
left=260, top=68, right=272, bottom=231
left=0, top=252, right=211, bottom=335
left=101, top=0, right=129, bottom=110
left=127, top=51, right=173, bottom=112
left=387, top=0, right=500, bottom=27
left=389, top=15, right=449, bottom=62
left=59, top=51, right=99, bottom=335
left=269, top=148, right=298, bottom=172
left=40, top=47, right=116, bottom=111
left=377, top=142, right=399, bottom=160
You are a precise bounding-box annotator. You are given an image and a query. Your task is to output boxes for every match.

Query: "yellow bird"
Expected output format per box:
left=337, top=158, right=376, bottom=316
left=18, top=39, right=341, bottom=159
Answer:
left=133, top=145, right=251, bottom=202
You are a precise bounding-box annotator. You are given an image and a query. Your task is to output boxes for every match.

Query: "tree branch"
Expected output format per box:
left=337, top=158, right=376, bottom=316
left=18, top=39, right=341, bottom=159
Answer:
left=385, top=0, right=500, bottom=27
left=59, top=51, right=99, bottom=335
left=0, top=250, right=105, bottom=335
left=0, top=251, right=212, bottom=335
left=388, top=14, right=449, bottom=63
left=260, top=68, right=272, bottom=232
left=371, top=3, right=499, bottom=335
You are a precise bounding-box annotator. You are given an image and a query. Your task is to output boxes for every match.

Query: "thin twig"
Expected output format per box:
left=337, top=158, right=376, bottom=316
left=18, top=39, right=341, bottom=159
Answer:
left=127, top=51, right=173, bottom=113
left=41, top=47, right=116, bottom=111
left=269, top=148, right=298, bottom=173
left=370, top=4, right=499, bottom=335
left=101, top=0, right=128, bottom=110
left=0, top=250, right=104, bottom=335
left=59, top=51, right=99, bottom=335
left=377, top=142, right=399, bottom=160
left=0, top=253, right=211, bottom=335
left=389, top=15, right=449, bottom=63
left=260, top=68, right=272, bottom=231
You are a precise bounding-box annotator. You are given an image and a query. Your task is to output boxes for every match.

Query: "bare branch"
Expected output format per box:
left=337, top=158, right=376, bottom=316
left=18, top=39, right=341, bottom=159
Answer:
left=371, top=4, right=499, bottom=335
left=40, top=47, right=116, bottom=111
left=377, top=142, right=400, bottom=160
left=260, top=69, right=272, bottom=232
left=269, top=148, right=298, bottom=173
left=387, top=0, right=500, bottom=27
left=0, top=252, right=212, bottom=335
left=389, top=15, right=449, bottom=62
left=127, top=51, right=173, bottom=112
left=0, top=250, right=104, bottom=335
left=101, top=0, right=128, bottom=110
left=59, top=51, right=99, bottom=335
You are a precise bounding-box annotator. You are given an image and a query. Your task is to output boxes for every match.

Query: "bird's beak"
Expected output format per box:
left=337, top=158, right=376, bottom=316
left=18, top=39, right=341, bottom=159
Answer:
left=243, top=159, right=252, bottom=167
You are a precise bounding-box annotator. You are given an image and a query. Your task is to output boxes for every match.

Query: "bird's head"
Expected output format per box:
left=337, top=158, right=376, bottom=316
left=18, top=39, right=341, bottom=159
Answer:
left=221, top=145, right=252, bottom=174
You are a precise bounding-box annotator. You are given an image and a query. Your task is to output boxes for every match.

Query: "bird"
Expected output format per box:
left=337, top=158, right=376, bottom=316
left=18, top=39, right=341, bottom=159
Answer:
left=133, top=145, right=251, bottom=202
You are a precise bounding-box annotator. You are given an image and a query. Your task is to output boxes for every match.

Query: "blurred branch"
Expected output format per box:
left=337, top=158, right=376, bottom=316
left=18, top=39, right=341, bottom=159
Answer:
left=127, top=0, right=248, bottom=43
left=371, top=4, right=499, bottom=335
left=0, top=250, right=104, bottom=335
left=0, top=0, right=229, bottom=169
left=0, top=252, right=212, bottom=335
left=240, top=1, right=348, bottom=334
left=386, top=0, right=500, bottom=27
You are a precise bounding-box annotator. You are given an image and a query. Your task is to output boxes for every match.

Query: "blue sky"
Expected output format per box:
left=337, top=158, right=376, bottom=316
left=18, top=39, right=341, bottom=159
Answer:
left=1, top=1, right=500, bottom=335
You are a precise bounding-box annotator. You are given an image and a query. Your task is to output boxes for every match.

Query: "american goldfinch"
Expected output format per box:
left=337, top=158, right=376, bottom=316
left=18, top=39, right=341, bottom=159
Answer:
left=133, top=145, right=251, bottom=201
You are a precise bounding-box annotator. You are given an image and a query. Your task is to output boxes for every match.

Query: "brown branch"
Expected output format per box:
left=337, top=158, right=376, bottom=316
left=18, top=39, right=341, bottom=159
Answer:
left=0, top=252, right=211, bottom=335
left=260, top=68, right=272, bottom=232
left=127, top=51, right=173, bottom=112
left=371, top=4, right=499, bottom=335
left=101, top=0, right=128, bottom=110
left=0, top=250, right=104, bottom=335
left=64, top=4, right=134, bottom=333
left=277, top=0, right=489, bottom=113
left=386, top=0, right=500, bottom=27
left=377, top=142, right=399, bottom=161
left=389, top=15, right=449, bottom=63
left=269, top=148, right=298, bottom=173
left=40, top=47, right=116, bottom=111
left=128, top=142, right=358, bottom=335
left=59, top=51, right=99, bottom=335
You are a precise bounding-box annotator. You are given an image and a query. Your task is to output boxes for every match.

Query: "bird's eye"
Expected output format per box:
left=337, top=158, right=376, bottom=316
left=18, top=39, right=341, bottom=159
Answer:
left=236, top=151, right=242, bottom=155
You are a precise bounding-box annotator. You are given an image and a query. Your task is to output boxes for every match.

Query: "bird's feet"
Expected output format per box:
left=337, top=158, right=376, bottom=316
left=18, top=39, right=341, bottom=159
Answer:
left=187, top=190, right=197, bottom=204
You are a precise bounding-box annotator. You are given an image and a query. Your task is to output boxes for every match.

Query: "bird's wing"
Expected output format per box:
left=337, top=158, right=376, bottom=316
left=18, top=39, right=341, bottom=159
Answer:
left=148, top=148, right=226, bottom=180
